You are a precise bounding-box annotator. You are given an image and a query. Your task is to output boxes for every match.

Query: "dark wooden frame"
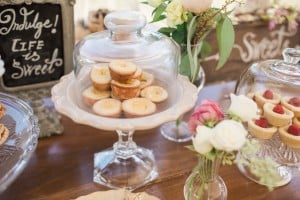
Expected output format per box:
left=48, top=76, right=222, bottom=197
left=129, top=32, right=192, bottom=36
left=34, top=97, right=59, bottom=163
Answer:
left=0, top=0, right=75, bottom=91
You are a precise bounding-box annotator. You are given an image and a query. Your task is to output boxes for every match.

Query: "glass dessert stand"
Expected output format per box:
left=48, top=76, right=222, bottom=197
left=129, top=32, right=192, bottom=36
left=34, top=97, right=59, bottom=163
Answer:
left=236, top=135, right=293, bottom=188
left=51, top=73, right=198, bottom=190
left=0, top=93, right=39, bottom=193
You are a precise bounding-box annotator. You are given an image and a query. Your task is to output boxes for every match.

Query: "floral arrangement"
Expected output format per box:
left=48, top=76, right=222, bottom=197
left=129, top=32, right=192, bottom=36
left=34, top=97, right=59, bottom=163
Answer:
left=145, top=0, right=242, bottom=83
left=186, top=93, right=281, bottom=196
left=257, top=0, right=300, bottom=31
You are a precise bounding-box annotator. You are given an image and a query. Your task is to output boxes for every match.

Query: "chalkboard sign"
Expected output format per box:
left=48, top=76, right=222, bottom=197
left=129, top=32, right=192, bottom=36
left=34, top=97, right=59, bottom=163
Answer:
left=0, top=0, right=74, bottom=91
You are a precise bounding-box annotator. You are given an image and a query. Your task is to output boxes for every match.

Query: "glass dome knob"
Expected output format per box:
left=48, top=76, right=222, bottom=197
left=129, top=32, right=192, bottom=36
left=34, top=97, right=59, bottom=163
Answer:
left=104, top=11, right=146, bottom=41
left=282, top=48, right=300, bottom=65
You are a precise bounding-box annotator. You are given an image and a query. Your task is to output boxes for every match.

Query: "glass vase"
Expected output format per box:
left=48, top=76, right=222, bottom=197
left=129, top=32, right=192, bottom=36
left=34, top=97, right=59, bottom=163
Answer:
left=184, top=154, right=227, bottom=200
left=160, top=65, right=205, bottom=142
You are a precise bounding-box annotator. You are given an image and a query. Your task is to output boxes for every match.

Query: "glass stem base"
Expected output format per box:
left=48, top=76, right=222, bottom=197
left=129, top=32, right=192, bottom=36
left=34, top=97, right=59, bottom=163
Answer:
left=93, top=145, right=158, bottom=190
left=160, top=121, right=192, bottom=143
left=236, top=152, right=292, bottom=187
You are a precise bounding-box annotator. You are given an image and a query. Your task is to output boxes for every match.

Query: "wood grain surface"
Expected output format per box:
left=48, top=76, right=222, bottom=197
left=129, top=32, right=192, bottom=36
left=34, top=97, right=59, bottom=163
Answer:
left=1, top=81, right=300, bottom=200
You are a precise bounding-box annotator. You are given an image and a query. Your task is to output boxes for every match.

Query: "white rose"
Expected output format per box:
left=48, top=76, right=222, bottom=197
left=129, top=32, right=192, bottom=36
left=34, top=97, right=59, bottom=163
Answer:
left=210, top=120, right=247, bottom=152
left=192, top=125, right=213, bottom=154
left=148, top=0, right=163, bottom=7
left=166, top=0, right=188, bottom=27
left=180, top=0, right=212, bottom=13
left=228, top=93, right=259, bottom=122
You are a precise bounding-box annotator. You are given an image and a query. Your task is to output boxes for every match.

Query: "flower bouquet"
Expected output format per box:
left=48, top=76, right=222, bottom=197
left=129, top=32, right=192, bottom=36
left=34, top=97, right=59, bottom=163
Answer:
left=146, top=0, right=241, bottom=83
left=184, top=94, right=281, bottom=200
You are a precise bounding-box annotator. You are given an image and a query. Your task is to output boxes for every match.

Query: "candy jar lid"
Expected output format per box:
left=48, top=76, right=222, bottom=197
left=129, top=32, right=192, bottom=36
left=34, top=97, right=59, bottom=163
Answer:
left=74, top=10, right=180, bottom=79
left=235, top=48, right=300, bottom=96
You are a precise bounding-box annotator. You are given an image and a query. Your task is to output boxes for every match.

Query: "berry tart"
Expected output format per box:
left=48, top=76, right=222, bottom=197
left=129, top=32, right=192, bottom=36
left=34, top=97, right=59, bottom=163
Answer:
left=248, top=117, right=277, bottom=139
left=279, top=124, right=300, bottom=148
left=263, top=103, right=294, bottom=127
left=281, top=96, right=300, bottom=117
left=254, top=89, right=281, bottom=108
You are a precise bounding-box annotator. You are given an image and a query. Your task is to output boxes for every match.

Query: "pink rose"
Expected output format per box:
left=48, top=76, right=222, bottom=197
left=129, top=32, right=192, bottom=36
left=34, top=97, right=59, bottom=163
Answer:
left=188, top=99, right=224, bottom=134
left=179, top=0, right=212, bottom=13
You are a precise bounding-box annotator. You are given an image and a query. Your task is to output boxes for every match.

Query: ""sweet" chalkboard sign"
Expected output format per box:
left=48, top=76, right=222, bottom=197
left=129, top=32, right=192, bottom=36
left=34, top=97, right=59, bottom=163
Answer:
left=0, top=0, right=74, bottom=91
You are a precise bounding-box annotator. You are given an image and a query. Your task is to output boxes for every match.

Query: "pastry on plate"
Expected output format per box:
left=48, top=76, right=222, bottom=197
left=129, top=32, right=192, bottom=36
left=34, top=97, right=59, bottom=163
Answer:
left=90, top=66, right=111, bottom=90
left=281, top=96, right=300, bottom=117
left=263, top=103, right=294, bottom=127
left=0, top=124, right=9, bottom=146
left=132, top=67, right=143, bottom=80
left=254, top=89, right=280, bottom=108
left=279, top=124, right=300, bottom=148
left=293, top=117, right=300, bottom=126
left=122, top=97, right=156, bottom=117
left=248, top=117, right=277, bottom=139
left=111, top=79, right=141, bottom=100
left=140, top=71, right=154, bottom=89
left=108, top=61, right=137, bottom=82
left=82, top=86, right=111, bottom=106
left=141, top=85, right=168, bottom=103
left=92, top=98, right=122, bottom=118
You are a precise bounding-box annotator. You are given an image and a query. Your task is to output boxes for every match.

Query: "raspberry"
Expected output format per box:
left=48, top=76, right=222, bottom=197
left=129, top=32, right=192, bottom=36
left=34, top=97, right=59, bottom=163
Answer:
left=287, top=124, right=300, bottom=136
left=273, top=104, right=284, bottom=114
left=255, top=117, right=269, bottom=128
left=263, top=90, right=273, bottom=100
left=288, top=97, right=300, bottom=107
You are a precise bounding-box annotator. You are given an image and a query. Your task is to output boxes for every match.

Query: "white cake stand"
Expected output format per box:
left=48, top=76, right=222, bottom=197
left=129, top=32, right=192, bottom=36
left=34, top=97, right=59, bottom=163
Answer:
left=51, top=72, right=198, bottom=190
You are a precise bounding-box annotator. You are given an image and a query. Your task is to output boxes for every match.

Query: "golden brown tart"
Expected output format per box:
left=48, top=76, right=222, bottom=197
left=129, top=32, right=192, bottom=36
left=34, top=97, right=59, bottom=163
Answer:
left=248, top=117, right=277, bottom=139
left=263, top=103, right=294, bottom=127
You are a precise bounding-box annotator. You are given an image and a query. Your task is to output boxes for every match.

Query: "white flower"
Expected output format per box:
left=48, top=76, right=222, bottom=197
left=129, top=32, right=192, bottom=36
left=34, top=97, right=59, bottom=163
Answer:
left=0, top=56, right=5, bottom=77
left=148, top=0, right=163, bottom=7
left=210, top=120, right=247, bottom=152
left=192, top=125, right=213, bottom=154
left=228, top=93, right=259, bottom=122
left=180, top=0, right=212, bottom=13
left=165, top=0, right=188, bottom=27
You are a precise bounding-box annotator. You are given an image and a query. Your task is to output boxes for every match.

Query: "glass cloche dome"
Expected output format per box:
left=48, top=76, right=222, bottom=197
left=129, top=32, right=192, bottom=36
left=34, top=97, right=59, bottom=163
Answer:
left=235, top=48, right=300, bottom=96
left=235, top=48, right=300, bottom=183
left=74, top=11, right=180, bottom=96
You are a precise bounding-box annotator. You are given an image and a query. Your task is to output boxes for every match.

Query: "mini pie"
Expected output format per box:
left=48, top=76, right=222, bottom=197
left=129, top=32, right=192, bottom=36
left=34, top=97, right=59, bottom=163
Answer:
left=140, top=71, right=154, bottom=89
left=0, top=124, right=9, bottom=146
left=281, top=97, right=300, bottom=117
left=263, top=103, right=294, bottom=127
left=132, top=67, right=143, bottom=80
left=247, top=118, right=277, bottom=140
left=122, top=97, right=156, bottom=118
left=254, top=90, right=281, bottom=108
left=141, top=85, right=168, bottom=103
left=108, top=61, right=137, bottom=82
left=82, top=86, right=111, bottom=106
left=92, top=98, right=122, bottom=118
left=111, top=79, right=141, bottom=100
left=293, top=117, right=300, bottom=126
left=90, top=66, right=111, bottom=90
left=279, top=125, right=300, bottom=148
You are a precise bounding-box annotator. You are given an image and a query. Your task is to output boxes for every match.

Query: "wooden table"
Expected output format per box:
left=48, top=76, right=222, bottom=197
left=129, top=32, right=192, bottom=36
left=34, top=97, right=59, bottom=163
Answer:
left=1, top=81, right=300, bottom=200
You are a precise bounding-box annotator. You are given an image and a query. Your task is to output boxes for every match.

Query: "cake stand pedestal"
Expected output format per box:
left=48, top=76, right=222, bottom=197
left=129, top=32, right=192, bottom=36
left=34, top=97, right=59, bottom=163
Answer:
left=51, top=73, right=198, bottom=190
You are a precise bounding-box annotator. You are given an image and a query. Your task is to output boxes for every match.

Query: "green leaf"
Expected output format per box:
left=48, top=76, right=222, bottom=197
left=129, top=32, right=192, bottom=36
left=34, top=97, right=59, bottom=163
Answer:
left=200, top=41, right=212, bottom=59
left=216, top=16, right=235, bottom=70
left=179, top=51, right=192, bottom=78
left=158, top=27, right=176, bottom=34
left=151, top=3, right=167, bottom=22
